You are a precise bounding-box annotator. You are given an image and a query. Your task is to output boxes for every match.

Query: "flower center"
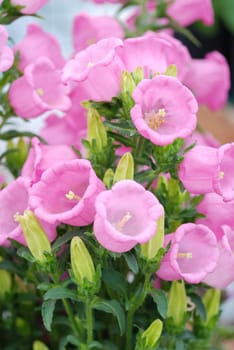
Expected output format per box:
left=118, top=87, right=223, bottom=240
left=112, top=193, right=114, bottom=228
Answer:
left=219, top=171, right=225, bottom=179
left=37, top=88, right=44, bottom=96
left=87, top=62, right=94, bottom=68
left=177, top=252, right=193, bottom=259
left=87, top=38, right=95, bottom=46
left=115, top=212, right=132, bottom=232
left=65, top=190, right=81, bottom=201
left=144, top=108, right=166, bottom=130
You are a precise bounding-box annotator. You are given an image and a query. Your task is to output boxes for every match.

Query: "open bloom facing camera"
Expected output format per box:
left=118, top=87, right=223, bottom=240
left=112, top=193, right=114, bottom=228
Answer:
left=93, top=180, right=164, bottom=253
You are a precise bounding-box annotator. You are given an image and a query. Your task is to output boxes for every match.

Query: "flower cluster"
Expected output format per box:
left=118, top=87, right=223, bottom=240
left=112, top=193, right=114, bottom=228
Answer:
left=0, top=0, right=233, bottom=349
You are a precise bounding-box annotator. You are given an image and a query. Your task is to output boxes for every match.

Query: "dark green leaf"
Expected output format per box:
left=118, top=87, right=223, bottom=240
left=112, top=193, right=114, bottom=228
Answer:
left=93, top=299, right=126, bottom=335
left=0, top=129, right=46, bottom=142
left=41, top=299, right=56, bottom=332
left=124, top=252, right=139, bottom=274
left=102, top=269, right=128, bottom=298
left=17, top=247, right=34, bottom=263
left=44, top=286, right=78, bottom=301
left=190, top=293, right=206, bottom=320
left=151, top=289, right=168, bottom=319
left=52, top=230, right=80, bottom=251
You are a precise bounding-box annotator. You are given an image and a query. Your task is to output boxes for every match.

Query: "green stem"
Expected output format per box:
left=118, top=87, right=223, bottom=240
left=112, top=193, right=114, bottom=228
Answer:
left=126, top=309, right=134, bottom=350
left=86, top=301, right=93, bottom=346
left=62, top=298, right=81, bottom=339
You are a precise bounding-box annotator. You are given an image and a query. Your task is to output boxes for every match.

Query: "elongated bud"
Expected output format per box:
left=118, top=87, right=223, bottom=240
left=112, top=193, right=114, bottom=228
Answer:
left=0, top=269, right=12, bottom=299
left=121, top=70, right=136, bottom=95
left=167, top=280, right=187, bottom=326
left=87, top=108, right=107, bottom=151
left=14, top=210, right=51, bottom=263
left=141, top=319, right=163, bottom=348
left=70, top=237, right=95, bottom=285
left=132, top=66, right=144, bottom=85
left=203, top=288, right=221, bottom=325
left=141, top=213, right=164, bottom=260
left=33, top=340, right=50, bottom=350
left=164, top=64, right=177, bottom=77
left=7, top=138, right=28, bottom=171
left=103, top=168, right=114, bottom=188
left=113, top=152, right=134, bottom=183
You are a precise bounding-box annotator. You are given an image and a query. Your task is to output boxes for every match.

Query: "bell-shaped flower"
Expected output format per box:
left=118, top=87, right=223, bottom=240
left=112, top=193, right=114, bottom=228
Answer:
left=184, top=51, right=230, bottom=111
left=9, top=57, right=71, bottom=118
left=11, top=0, right=49, bottom=14
left=131, top=75, right=197, bottom=146
left=21, top=137, right=78, bottom=184
left=93, top=180, right=164, bottom=253
left=167, top=0, right=214, bottom=27
left=179, top=143, right=234, bottom=202
left=73, top=13, right=124, bottom=52
left=62, top=37, right=124, bottom=102
left=196, top=192, right=234, bottom=240
left=14, top=24, right=65, bottom=71
left=116, top=34, right=191, bottom=81
left=29, top=159, right=105, bottom=226
left=0, top=25, right=14, bottom=72
left=203, top=226, right=234, bottom=289
left=0, top=177, right=56, bottom=246
left=157, top=223, right=219, bottom=284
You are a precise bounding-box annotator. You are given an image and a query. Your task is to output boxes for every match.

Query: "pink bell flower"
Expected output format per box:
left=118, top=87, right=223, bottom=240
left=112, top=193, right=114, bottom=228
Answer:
left=93, top=180, right=164, bottom=253
left=9, top=57, right=71, bottom=118
left=131, top=75, right=197, bottom=146
left=29, top=159, right=105, bottom=226
left=116, top=34, right=191, bottom=81
left=179, top=143, right=234, bottom=202
left=0, top=177, right=56, bottom=246
left=167, top=0, right=214, bottom=27
left=73, top=13, right=124, bottom=52
left=21, top=137, right=78, bottom=184
left=196, top=193, right=234, bottom=240
left=14, top=24, right=65, bottom=71
left=203, top=226, right=234, bottom=289
left=11, top=0, right=49, bottom=14
left=62, top=38, right=124, bottom=102
left=0, top=25, right=14, bottom=72
left=184, top=51, right=230, bottom=111
left=157, top=223, right=219, bottom=284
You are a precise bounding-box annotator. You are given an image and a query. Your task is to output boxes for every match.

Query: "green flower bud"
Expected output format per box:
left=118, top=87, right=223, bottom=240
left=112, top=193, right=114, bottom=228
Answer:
left=203, top=288, right=221, bottom=324
left=70, top=237, right=95, bottom=285
left=113, top=152, right=134, bottom=183
left=103, top=168, right=114, bottom=188
left=14, top=210, right=51, bottom=263
left=167, top=280, right=187, bottom=326
left=141, top=213, right=164, bottom=260
left=0, top=269, right=12, bottom=299
left=164, top=64, right=177, bottom=77
left=33, top=340, right=50, bottom=350
left=87, top=108, right=107, bottom=151
left=6, top=138, right=28, bottom=173
left=141, top=319, right=163, bottom=348
left=121, top=70, right=136, bottom=95
left=132, top=66, right=144, bottom=85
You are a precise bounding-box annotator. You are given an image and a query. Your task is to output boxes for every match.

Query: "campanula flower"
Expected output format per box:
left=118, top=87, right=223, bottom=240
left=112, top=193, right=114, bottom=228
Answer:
left=0, top=25, right=14, bottom=72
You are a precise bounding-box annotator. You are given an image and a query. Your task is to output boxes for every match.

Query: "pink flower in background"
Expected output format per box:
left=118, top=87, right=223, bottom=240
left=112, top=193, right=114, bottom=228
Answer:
left=0, top=177, right=56, bottom=246
left=203, top=226, right=234, bottom=289
left=184, top=51, right=230, bottom=111
left=0, top=25, right=14, bottom=72
left=14, top=24, right=65, bottom=71
left=179, top=143, right=234, bottom=202
left=196, top=193, right=234, bottom=240
left=167, top=0, right=214, bottom=27
left=22, top=137, right=78, bottom=184
left=116, top=34, right=191, bottom=81
left=63, top=37, right=124, bottom=102
left=157, top=223, right=219, bottom=284
left=73, top=13, right=124, bottom=53
left=131, top=76, right=197, bottom=146
left=185, top=130, right=220, bottom=148
left=94, top=180, right=164, bottom=253
left=9, top=57, right=71, bottom=118
left=29, top=159, right=105, bottom=226
left=11, top=0, right=49, bottom=14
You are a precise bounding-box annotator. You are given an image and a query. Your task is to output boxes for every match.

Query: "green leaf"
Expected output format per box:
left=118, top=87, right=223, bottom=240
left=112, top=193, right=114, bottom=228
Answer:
left=214, top=0, right=234, bottom=33
left=52, top=230, right=80, bottom=251
left=190, top=293, right=206, bottom=320
left=17, top=247, right=34, bottom=263
left=41, top=299, right=56, bottom=332
left=151, top=289, right=168, bottom=319
left=44, top=286, right=78, bottom=301
left=102, top=269, right=128, bottom=298
left=176, top=339, right=185, bottom=350
left=93, top=299, right=126, bottom=335
left=0, top=130, right=46, bottom=142
left=124, top=251, right=139, bottom=274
